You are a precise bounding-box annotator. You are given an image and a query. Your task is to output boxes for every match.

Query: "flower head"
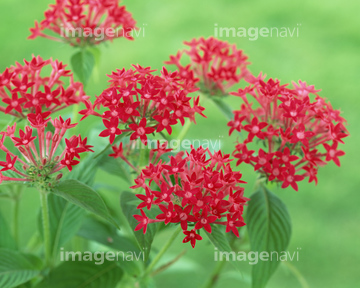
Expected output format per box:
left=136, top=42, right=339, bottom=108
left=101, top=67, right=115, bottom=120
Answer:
left=0, top=56, right=88, bottom=118
left=229, top=78, right=348, bottom=190
left=29, top=0, right=137, bottom=46
left=165, top=37, right=250, bottom=96
left=82, top=65, right=206, bottom=144
left=131, top=144, right=248, bottom=248
left=0, top=115, right=93, bottom=190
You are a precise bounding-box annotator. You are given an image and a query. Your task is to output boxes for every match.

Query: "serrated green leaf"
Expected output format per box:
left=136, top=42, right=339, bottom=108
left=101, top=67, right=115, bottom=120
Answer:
left=247, top=185, right=292, bottom=288
left=38, top=193, right=85, bottom=261
left=120, top=192, right=159, bottom=262
left=0, top=248, right=42, bottom=288
left=0, top=210, right=16, bottom=250
left=71, top=50, right=95, bottom=86
left=77, top=216, right=143, bottom=276
left=35, top=260, right=123, bottom=288
left=53, top=180, right=119, bottom=229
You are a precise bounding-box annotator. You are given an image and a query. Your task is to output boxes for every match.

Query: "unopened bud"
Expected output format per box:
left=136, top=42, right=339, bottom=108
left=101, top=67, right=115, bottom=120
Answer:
left=56, top=173, right=63, bottom=180
left=46, top=131, right=52, bottom=140
left=42, top=159, right=47, bottom=165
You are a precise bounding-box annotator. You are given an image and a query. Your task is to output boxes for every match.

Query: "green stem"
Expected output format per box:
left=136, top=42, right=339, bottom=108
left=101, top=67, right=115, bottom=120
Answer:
left=141, top=225, right=182, bottom=279
left=13, top=196, right=19, bottom=248
left=39, top=190, right=52, bottom=267
left=177, top=119, right=192, bottom=142
left=202, top=260, right=227, bottom=288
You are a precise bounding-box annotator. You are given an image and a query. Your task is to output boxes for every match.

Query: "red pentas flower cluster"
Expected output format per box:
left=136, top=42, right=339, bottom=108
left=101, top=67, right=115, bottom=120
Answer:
left=131, top=144, right=249, bottom=248
left=165, top=37, right=250, bottom=95
left=29, top=0, right=137, bottom=46
left=0, top=112, right=93, bottom=190
left=228, top=78, right=349, bottom=191
left=80, top=65, right=205, bottom=144
left=0, top=55, right=88, bottom=118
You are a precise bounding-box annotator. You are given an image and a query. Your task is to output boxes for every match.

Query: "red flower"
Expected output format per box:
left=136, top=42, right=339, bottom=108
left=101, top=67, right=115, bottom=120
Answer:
left=29, top=0, right=137, bottom=46
left=0, top=154, right=17, bottom=172
left=183, top=229, right=203, bottom=248
left=83, top=65, right=205, bottom=145
left=153, top=110, right=177, bottom=134
left=194, top=208, right=217, bottom=233
left=60, top=153, right=80, bottom=171
left=229, top=78, right=348, bottom=189
left=0, top=56, right=87, bottom=118
left=129, top=118, right=155, bottom=145
left=2, top=93, right=26, bottom=114
left=323, top=142, right=345, bottom=167
left=133, top=209, right=149, bottom=234
left=0, top=115, right=92, bottom=188
left=99, top=118, right=122, bottom=144
left=166, top=37, right=250, bottom=95
left=131, top=146, right=249, bottom=247
left=225, top=212, right=245, bottom=237
left=244, top=117, right=268, bottom=141
left=281, top=166, right=304, bottom=191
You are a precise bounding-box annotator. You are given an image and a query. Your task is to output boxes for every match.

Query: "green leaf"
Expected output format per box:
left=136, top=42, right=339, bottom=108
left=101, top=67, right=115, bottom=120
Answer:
left=77, top=216, right=143, bottom=275
left=35, top=260, right=123, bottom=288
left=38, top=193, right=85, bottom=261
left=205, top=224, right=242, bottom=273
left=64, top=155, right=101, bottom=187
left=71, top=49, right=95, bottom=86
left=53, top=180, right=119, bottom=229
left=246, top=185, right=292, bottom=288
left=120, top=192, right=159, bottom=262
left=0, top=210, right=16, bottom=250
left=211, top=97, right=235, bottom=121
left=98, top=154, right=132, bottom=184
left=0, top=248, right=42, bottom=288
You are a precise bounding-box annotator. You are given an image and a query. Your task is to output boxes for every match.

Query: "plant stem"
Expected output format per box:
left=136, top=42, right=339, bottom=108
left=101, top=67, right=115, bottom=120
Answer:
left=39, top=189, right=52, bottom=267
left=202, top=260, right=227, bottom=288
left=13, top=195, right=19, bottom=248
left=142, top=225, right=182, bottom=279
left=177, top=119, right=192, bottom=142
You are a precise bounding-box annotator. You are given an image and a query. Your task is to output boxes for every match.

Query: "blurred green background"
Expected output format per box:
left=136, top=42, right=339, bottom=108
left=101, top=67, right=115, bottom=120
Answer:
left=0, top=0, right=359, bottom=287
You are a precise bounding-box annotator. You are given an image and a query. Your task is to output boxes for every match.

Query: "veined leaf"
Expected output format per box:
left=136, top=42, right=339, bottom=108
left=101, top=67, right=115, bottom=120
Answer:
left=71, top=50, right=95, bottom=86
left=35, top=260, right=123, bottom=288
left=53, top=180, right=119, bottom=229
left=0, top=248, right=42, bottom=288
left=120, top=192, right=159, bottom=262
left=246, top=185, right=292, bottom=288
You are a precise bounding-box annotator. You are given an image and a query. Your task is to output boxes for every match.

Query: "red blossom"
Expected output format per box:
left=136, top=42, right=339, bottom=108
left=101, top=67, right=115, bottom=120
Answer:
left=132, top=145, right=249, bottom=248
left=85, top=66, right=205, bottom=145
left=229, top=78, right=349, bottom=190
left=29, top=0, right=137, bottom=46
left=166, top=37, right=250, bottom=95
left=0, top=56, right=88, bottom=118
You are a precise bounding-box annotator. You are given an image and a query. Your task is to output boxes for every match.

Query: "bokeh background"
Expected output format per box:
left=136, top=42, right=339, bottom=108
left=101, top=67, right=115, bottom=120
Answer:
left=0, top=0, right=359, bottom=287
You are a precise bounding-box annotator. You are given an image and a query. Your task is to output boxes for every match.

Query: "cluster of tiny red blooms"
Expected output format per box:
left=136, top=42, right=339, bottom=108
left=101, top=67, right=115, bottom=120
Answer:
left=228, top=78, right=348, bottom=191
left=0, top=113, right=93, bottom=189
left=131, top=144, right=248, bottom=248
left=29, top=0, right=137, bottom=46
left=80, top=65, right=205, bottom=144
left=165, top=37, right=250, bottom=95
left=0, top=55, right=88, bottom=118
